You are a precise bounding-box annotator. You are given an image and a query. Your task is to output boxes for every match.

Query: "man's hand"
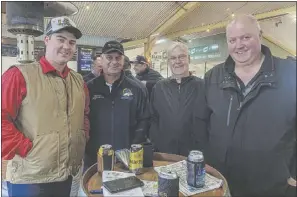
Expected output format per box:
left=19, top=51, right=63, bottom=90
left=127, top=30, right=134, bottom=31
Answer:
left=141, top=81, right=147, bottom=85
left=288, top=177, right=296, bottom=187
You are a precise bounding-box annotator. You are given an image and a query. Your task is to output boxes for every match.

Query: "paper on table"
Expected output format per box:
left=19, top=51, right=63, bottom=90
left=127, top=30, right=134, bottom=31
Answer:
left=154, top=160, right=223, bottom=196
left=141, top=180, right=158, bottom=197
left=102, top=171, right=144, bottom=197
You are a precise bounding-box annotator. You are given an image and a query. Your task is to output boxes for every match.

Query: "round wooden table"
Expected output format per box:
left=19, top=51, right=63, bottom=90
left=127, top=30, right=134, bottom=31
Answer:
left=81, top=152, right=230, bottom=196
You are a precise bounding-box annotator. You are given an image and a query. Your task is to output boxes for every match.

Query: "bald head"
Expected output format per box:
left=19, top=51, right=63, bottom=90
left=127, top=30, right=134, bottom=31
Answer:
left=226, top=14, right=263, bottom=67
left=226, top=14, right=262, bottom=37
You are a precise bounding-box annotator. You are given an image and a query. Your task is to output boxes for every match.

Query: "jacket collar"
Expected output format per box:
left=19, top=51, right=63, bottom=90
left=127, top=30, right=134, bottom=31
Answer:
left=98, top=71, right=125, bottom=89
left=220, top=45, right=276, bottom=89
left=137, top=67, right=150, bottom=77
left=39, top=56, right=70, bottom=78
left=170, top=74, right=194, bottom=84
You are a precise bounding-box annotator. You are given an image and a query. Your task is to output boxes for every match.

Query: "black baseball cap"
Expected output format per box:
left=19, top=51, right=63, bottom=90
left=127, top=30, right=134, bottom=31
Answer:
left=45, top=16, right=82, bottom=39
left=102, top=41, right=124, bottom=55
left=130, top=55, right=148, bottom=64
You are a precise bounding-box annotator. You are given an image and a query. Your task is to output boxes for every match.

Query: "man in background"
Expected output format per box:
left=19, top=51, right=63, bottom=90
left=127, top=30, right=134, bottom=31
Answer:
left=83, top=54, right=102, bottom=84
left=131, top=55, right=164, bottom=98
left=201, top=14, right=296, bottom=197
left=2, top=16, right=89, bottom=197
left=124, top=55, right=148, bottom=97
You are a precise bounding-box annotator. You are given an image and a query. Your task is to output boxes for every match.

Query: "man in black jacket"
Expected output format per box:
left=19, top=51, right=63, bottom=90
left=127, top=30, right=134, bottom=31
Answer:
left=83, top=54, right=102, bottom=84
left=124, top=55, right=148, bottom=98
left=85, top=41, right=149, bottom=167
left=149, top=42, right=207, bottom=156
left=200, top=15, right=296, bottom=197
left=131, top=55, right=164, bottom=98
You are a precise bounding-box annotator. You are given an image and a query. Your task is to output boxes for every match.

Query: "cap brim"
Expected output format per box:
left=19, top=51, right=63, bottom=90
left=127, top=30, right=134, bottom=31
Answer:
left=47, top=26, right=82, bottom=39
left=130, top=61, right=145, bottom=64
left=103, top=49, right=124, bottom=55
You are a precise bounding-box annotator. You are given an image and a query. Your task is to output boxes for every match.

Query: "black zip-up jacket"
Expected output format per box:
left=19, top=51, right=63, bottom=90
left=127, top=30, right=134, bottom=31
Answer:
left=83, top=71, right=96, bottom=84
left=86, top=73, right=149, bottom=161
left=124, top=70, right=147, bottom=95
left=149, top=75, right=207, bottom=156
left=136, top=67, right=164, bottom=98
left=200, top=45, right=296, bottom=196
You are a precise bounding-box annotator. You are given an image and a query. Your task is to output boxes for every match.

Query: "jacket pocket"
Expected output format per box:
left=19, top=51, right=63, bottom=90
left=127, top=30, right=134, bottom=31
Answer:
left=22, top=131, right=59, bottom=177
left=71, top=129, right=86, bottom=165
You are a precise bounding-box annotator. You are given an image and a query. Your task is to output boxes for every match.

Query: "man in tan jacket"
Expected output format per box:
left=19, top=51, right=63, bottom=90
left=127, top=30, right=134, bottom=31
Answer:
left=1, top=16, right=89, bottom=197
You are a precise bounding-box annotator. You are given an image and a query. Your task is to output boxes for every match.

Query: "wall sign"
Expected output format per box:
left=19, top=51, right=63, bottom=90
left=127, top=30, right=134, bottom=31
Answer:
left=188, top=44, right=221, bottom=60
left=1, top=45, right=18, bottom=57
left=77, top=47, right=94, bottom=72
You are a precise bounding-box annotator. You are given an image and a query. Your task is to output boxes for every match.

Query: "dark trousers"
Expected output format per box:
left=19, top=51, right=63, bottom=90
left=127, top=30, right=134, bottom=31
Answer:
left=7, top=176, right=72, bottom=197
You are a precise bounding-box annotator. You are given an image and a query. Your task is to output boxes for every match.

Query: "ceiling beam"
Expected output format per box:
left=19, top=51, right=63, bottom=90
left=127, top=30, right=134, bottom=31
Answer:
left=150, top=2, right=200, bottom=36
left=263, top=34, right=296, bottom=56
left=122, top=5, right=296, bottom=48
left=122, top=2, right=200, bottom=49
left=122, top=38, right=147, bottom=49
left=165, top=5, right=296, bottom=39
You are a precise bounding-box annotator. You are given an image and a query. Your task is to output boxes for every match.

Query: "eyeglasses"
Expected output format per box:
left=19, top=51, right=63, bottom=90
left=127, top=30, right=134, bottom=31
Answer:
left=169, top=54, right=188, bottom=62
left=103, top=54, right=123, bottom=62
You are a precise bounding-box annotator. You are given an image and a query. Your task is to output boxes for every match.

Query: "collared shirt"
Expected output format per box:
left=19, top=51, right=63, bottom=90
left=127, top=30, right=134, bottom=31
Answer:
left=228, top=55, right=266, bottom=101
left=1, top=56, right=90, bottom=160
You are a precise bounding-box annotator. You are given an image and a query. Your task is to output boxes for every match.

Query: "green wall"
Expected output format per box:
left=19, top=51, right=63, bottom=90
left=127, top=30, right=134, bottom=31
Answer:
left=187, top=33, right=293, bottom=64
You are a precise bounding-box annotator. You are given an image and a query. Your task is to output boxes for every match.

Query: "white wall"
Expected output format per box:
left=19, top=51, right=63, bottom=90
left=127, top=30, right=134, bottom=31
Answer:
left=1, top=57, right=77, bottom=74
left=125, top=47, right=144, bottom=60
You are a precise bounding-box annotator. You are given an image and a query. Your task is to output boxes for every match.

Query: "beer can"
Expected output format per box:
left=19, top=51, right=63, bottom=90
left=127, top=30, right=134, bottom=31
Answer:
left=97, top=144, right=114, bottom=173
left=158, top=171, right=179, bottom=197
left=187, top=150, right=205, bottom=188
left=129, top=144, right=143, bottom=174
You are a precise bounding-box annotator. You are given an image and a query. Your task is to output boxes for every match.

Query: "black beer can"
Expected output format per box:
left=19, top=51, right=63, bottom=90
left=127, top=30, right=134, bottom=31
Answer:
left=158, top=171, right=179, bottom=197
left=187, top=150, right=205, bottom=188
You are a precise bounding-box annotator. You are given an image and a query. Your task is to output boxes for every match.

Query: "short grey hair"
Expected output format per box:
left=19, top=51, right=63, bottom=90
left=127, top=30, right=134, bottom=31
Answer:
left=167, top=42, right=189, bottom=58
left=227, top=14, right=262, bottom=35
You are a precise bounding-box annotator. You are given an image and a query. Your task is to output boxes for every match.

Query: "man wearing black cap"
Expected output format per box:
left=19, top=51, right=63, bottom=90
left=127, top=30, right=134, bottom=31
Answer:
left=2, top=16, right=89, bottom=197
left=85, top=41, right=150, bottom=168
left=131, top=55, right=164, bottom=98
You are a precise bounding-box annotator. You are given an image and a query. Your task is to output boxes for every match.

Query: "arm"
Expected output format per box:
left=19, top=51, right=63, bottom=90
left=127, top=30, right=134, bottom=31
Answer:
left=83, top=83, right=90, bottom=141
left=1, top=67, right=32, bottom=160
left=148, top=86, right=160, bottom=151
left=132, top=88, right=150, bottom=144
left=192, top=79, right=211, bottom=153
left=145, top=73, right=164, bottom=91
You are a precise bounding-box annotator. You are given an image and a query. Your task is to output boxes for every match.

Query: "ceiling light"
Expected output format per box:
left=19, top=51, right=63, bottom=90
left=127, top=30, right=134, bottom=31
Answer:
left=86, top=6, right=89, bottom=10
left=156, top=39, right=166, bottom=44
left=151, top=33, right=160, bottom=37
left=231, top=13, right=235, bottom=17
left=206, top=29, right=210, bottom=32
left=188, top=40, right=192, bottom=43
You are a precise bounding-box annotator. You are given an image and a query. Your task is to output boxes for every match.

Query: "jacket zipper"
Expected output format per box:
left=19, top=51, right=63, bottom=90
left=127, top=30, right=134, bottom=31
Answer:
left=178, top=84, right=181, bottom=93
left=227, top=95, right=233, bottom=126
left=111, top=100, right=115, bottom=146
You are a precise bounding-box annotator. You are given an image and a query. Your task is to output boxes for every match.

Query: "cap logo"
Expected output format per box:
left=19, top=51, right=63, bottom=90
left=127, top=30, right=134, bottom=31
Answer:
left=57, top=18, right=71, bottom=27
left=108, top=43, right=122, bottom=48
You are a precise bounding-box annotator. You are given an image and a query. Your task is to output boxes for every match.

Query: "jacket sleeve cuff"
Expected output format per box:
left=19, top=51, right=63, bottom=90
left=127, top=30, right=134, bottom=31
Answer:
left=17, top=138, right=33, bottom=158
